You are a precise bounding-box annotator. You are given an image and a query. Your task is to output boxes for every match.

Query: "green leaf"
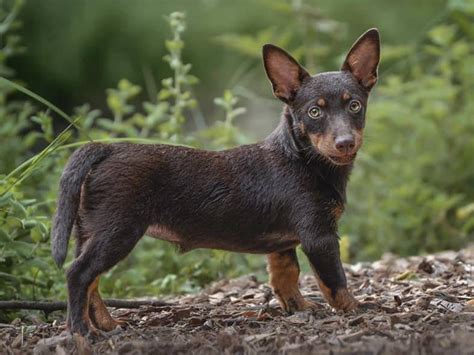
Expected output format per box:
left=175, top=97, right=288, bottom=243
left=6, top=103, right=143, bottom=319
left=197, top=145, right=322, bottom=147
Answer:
left=0, top=229, right=11, bottom=242
left=8, top=240, right=35, bottom=257
left=428, top=25, right=457, bottom=46
left=10, top=199, right=27, bottom=218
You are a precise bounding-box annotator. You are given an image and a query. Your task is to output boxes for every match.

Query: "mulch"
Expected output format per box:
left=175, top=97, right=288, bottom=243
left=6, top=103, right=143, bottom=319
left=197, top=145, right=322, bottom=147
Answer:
left=1, top=246, right=473, bottom=354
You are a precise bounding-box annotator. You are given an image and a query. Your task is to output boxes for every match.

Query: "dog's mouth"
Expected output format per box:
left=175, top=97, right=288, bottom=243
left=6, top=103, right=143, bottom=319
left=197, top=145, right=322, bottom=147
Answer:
left=326, top=153, right=357, bottom=166
left=310, top=134, right=361, bottom=166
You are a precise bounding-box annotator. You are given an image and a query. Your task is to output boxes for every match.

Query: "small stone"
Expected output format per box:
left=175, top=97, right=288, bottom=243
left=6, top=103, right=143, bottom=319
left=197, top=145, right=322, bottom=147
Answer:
left=348, top=316, right=365, bottom=327
left=418, top=259, right=434, bottom=274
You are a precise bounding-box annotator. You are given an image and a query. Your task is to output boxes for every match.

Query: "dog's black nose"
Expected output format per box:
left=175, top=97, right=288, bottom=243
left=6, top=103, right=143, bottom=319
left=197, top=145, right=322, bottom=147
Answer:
left=335, top=135, right=355, bottom=153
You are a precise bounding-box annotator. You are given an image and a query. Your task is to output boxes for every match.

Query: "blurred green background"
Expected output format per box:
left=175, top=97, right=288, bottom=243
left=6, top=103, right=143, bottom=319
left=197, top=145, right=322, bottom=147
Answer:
left=0, top=0, right=473, bottom=317
left=14, top=0, right=447, bottom=135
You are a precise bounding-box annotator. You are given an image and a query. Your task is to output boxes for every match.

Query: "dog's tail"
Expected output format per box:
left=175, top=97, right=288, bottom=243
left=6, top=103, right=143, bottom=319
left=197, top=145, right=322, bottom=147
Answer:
left=51, top=143, right=112, bottom=267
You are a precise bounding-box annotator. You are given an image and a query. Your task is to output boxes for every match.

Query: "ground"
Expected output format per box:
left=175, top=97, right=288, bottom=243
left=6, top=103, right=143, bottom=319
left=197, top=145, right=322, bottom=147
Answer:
left=1, top=247, right=473, bottom=354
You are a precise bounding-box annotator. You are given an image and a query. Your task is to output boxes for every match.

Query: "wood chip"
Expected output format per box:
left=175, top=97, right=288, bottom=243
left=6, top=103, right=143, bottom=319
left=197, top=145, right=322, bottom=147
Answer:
left=2, top=247, right=472, bottom=354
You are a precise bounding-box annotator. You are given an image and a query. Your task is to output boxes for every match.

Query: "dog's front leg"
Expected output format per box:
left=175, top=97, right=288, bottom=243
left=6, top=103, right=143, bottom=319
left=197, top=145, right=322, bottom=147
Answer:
left=301, top=233, right=358, bottom=311
left=267, top=248, right=321, bottom=313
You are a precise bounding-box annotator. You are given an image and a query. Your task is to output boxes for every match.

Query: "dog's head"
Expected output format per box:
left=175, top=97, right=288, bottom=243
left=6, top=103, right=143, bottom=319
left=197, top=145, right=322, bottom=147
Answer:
left=263, top=29, right=380, bottom=166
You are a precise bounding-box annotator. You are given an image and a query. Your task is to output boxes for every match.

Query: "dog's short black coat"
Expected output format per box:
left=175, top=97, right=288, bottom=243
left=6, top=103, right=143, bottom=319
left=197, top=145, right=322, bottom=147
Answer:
left=52, top=29, right=380, bottom=336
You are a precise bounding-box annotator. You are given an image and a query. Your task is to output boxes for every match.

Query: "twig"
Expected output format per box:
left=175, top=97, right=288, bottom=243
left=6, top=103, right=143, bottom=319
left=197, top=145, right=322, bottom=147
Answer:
left=0, top=299, right=170, bottom=312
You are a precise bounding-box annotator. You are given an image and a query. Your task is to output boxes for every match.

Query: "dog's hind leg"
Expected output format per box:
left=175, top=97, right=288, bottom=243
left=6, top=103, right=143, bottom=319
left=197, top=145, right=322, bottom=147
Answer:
left=65, top=221, right=89, bottom=330
left=66, top=225, right=144, bottom=336
left=88, top=276, right=125, bottom=331
left=68, top=217, right=123, bottom=331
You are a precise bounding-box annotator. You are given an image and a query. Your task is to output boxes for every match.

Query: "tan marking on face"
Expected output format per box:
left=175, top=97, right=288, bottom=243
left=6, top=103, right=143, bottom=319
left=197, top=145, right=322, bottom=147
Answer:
left=308, top=129, right=363, bottom=162
left=309, top=133, right=334, bottom=155
left=298, top=122, right=306, bottom=135
left=342, top=92, right=351, bottom=101
left=354, top=128, right=364, bottom=147
left=308, top=126, right=365, bottom=166
left=317, top=98, right=326, bottom=107
left=308, top=133, right=323, bottom=149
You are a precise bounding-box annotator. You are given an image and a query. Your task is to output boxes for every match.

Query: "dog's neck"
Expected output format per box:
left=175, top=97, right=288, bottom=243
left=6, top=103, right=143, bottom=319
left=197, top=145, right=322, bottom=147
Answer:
left=265, top=105, right=352, bottom=202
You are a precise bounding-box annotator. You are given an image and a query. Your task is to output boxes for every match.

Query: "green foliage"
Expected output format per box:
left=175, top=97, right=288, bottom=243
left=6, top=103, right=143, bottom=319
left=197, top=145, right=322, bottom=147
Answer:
left=100, top=239, right=265, bottom=297
left=106, top=79, right=142, bottom=125
left=200, top=90, right=248, bottom=148
left=0, top=1, right=61, bottom=310
left=92, top=13, right=199, bottom=143
left=0, top=0, right=34, bottom=174
left=159, top=12, right=199, bottom=142
left=215, top=0, right=346, bottom=71
left=0, top=183, right=61, bottom=300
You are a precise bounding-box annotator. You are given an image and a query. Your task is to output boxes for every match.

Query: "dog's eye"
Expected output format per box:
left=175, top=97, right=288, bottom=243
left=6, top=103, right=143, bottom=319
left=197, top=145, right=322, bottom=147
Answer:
left=308, top=106, right=322, bottom=119
left=349, top=100, right=362, bottom=113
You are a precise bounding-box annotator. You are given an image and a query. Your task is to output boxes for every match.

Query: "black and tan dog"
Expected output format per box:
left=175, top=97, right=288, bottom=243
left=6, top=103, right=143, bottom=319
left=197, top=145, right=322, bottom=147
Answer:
left=52, top=29, right=380, bottom=335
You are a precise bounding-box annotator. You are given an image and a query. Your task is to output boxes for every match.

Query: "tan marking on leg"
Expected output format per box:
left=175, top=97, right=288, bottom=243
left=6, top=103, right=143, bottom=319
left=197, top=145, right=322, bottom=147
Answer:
left=267, top=252, right=320, bottom=313
left=88, top=277, right=124, bottom=332
left=80, top=279, right=99, bottom=335
left=314, top=274, right=358, bottom=311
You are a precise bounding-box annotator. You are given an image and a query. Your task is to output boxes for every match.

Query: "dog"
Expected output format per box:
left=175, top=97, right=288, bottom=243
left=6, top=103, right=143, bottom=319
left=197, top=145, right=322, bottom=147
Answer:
left=52, top=28, right=380, bottom=336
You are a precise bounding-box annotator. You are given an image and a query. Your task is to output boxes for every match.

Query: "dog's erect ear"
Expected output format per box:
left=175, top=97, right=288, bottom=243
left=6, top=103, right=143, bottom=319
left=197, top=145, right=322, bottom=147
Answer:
left=341, top=28, right=380, bottom=90
left=262, top=44, right=310, bottom=103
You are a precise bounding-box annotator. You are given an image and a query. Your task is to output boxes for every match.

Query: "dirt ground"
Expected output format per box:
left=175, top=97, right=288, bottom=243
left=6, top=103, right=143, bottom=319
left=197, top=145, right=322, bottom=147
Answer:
left=1, top=247, right=473, bottom=354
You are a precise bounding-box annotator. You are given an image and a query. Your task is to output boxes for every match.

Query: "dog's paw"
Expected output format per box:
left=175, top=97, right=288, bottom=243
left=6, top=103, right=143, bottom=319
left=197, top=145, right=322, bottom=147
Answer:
left=296, top=298, right=324, bottom=312
left=280, top=295, right=324, bottom=314
left=327, top=288, right=359, bottom=312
